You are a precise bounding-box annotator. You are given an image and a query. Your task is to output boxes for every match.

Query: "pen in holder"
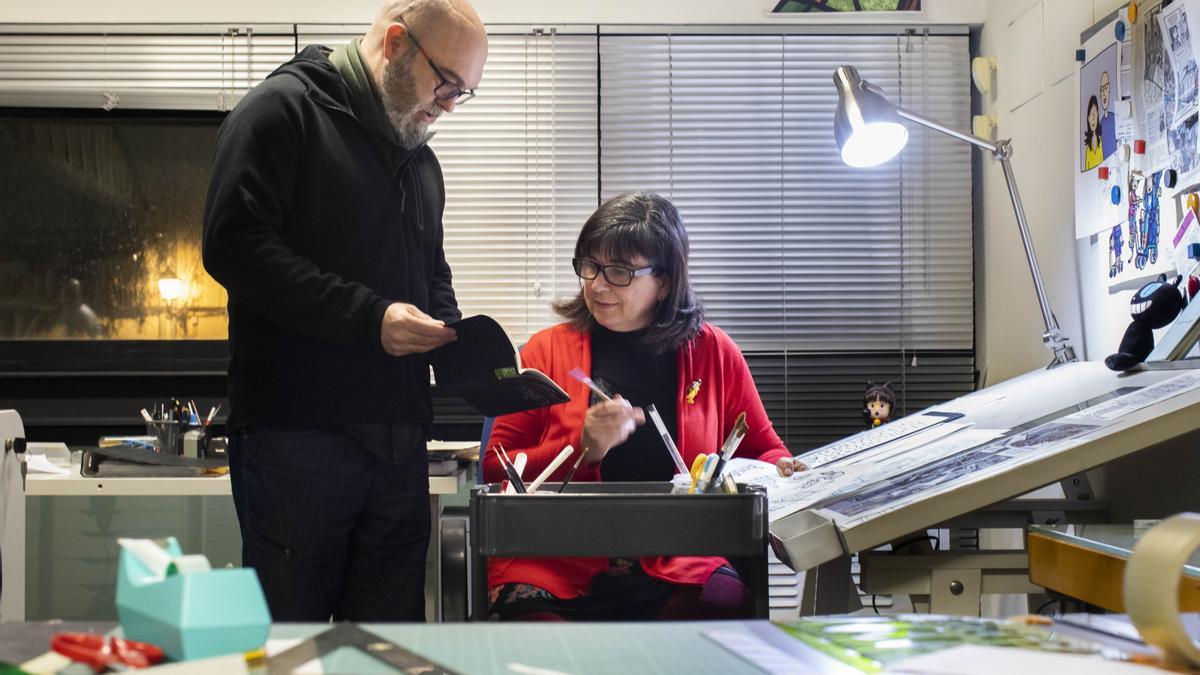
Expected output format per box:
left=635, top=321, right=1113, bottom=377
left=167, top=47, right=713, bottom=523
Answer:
left=146, top=419, right=183, bottom=456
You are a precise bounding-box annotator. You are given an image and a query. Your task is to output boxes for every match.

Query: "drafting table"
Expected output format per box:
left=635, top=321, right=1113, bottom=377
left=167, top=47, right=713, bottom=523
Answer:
left=1027, top=523, right=1200, bottom=612
left=767, top=361, right=1200, bottom=613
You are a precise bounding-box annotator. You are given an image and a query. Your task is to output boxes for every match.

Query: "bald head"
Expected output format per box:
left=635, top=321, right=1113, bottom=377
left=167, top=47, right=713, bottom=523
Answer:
left=358, top=0, right=488, bottom=146
left=362, top=0, right=488, bottom=89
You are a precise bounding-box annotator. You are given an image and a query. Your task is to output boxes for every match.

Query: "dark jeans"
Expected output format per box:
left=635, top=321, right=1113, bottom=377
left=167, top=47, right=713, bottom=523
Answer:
left=228, top=423, right=430, bottom=622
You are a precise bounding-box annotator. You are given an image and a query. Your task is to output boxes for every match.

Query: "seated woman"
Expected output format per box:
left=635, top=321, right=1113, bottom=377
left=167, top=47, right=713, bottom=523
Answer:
left=482, top=191, right=806, bottom=622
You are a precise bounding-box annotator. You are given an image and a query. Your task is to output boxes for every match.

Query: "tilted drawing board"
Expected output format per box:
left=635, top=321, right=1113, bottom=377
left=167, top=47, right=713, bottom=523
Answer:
left=768, top=360, right=1200, bottom=572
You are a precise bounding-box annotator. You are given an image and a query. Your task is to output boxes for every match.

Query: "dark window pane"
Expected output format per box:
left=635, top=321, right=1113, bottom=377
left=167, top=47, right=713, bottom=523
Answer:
left=0, top=113, right=226, bottom=340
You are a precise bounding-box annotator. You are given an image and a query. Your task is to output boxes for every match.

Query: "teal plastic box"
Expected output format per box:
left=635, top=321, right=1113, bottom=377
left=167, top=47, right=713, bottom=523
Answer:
left=116, top=537, right=271, bottom=661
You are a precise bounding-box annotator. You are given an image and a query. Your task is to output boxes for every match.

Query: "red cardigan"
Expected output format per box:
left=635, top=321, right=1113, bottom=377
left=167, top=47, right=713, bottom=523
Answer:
left=482, top=321, right=790, bottom=599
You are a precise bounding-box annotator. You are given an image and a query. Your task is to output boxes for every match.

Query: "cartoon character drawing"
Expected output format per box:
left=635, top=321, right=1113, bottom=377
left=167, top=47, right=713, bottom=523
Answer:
left=1145, top=171, right=1162, bottom=266
left=1084, top=95, right=1104, bottom=171
left=1127, top=172, right=1143, bottom=271
left=1123, top=171, right=1165, bottom=273
left=1100, top=71, right=1117, bottom=158
left=1109, top=224, right=1124, bottom=278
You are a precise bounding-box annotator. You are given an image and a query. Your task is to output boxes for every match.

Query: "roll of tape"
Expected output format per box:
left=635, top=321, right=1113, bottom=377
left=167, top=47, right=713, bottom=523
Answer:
left=166, top=554, right=213, bottom=576
left=1124, top=513, right=1200, bottom=667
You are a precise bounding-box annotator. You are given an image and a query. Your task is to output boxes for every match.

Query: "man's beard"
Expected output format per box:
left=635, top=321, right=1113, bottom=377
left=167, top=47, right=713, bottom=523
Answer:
left=380, top=53, right=439, bottom=148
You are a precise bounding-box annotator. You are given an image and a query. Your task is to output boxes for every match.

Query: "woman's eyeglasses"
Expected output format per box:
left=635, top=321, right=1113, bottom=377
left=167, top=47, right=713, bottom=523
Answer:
left=572, top=258, right=655, bottom=287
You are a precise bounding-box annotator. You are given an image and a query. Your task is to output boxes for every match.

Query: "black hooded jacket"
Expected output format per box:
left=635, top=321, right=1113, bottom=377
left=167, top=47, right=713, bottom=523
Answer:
left=202, top=45, right=460, bottom=431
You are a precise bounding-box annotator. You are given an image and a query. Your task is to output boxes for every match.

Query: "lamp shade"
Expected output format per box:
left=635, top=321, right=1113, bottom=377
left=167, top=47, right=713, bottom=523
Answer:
left=833, top=65, right=909, bottom=167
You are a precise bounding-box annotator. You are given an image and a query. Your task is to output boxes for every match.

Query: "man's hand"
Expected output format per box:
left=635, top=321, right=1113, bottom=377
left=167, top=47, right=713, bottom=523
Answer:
left=776, top=457, right=809, bottom=477
left=380, top=302, right=456, bottom=356
left=581, top=395, right=646, bottom=464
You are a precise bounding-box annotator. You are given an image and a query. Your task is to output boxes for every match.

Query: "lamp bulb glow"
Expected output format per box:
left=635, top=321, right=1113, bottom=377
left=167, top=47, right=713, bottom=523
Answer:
left=840, top=122, right=909, bottom=168
left=158, top=277, right=184, bottom=301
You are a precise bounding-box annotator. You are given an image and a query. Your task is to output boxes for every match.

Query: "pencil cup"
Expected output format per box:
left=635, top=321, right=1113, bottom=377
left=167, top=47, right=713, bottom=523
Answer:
left=670, top=473, right=693, bottom=494
left=146, top=420, right=182, bottom=455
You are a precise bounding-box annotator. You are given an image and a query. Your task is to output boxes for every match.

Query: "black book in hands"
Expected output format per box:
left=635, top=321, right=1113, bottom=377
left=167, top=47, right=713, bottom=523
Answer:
left=427, top=315, right=570, bottom=417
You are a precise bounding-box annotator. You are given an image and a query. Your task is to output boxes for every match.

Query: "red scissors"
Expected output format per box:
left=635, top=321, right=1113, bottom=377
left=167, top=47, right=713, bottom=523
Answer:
left=51, top=632, right=165, bottom=671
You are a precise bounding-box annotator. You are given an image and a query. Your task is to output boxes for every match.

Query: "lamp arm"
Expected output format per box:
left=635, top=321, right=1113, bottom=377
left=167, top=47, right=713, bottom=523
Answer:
left=996, top=147, right=1077, bottom=367
left=895, top=106, right=1077, bottom=368
left=895, top=106, right=1000, bottom=154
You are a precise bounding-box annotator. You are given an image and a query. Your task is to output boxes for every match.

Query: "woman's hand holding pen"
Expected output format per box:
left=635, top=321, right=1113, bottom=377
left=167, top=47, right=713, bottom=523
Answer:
left=380, top=302, right=457, bottom=356
left=776, top=457, right=809, bottom=477
left=581, top=396, right=645, bottom=464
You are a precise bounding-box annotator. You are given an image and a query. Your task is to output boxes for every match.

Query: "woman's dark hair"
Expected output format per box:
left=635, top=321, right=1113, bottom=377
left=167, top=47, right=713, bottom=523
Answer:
left=1084, top=95, right=1101, bottom=149
left=553, top=191, right=704, bottom=354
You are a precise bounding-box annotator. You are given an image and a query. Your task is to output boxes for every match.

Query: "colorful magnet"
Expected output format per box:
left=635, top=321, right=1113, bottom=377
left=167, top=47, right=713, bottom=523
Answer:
left=1099, top=166, right=1110, bottom=180
left=1129, top=1, right=1138, bottom=25
left=1115, top=20, right=1127, bottom=41
left=1076, top=49, right=1087, bottom=63
left=1161, top=169, right=1178, bottom=188
left=1189, top=193, right=1200, bottom=216
left=1189, top=242, right=1200, bottom=260
left=1134, top=139, right=1147, bottom=154
left=1111, top=185, right=1122, bottom=204
left=1189, top=276, right=1199, bottom=300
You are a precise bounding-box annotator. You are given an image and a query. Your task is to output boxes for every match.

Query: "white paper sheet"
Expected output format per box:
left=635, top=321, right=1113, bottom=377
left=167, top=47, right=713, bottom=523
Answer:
left=1063, top=368, right=1200, bottom=421
left=1161, top=1, right=1200, bottom=126
left=1076, top=25, right=1130, bottom=238
left=840, top=422, right=972, bottom=467
left=25, top=454, right=70, bottom=475
left=720, top=458, right=875, bottom=521
left=819, top=429, right=1012, bottom=527
left=1138, top=2, right=1170, bottom=170
left=794, top=413, right=961, bottom=469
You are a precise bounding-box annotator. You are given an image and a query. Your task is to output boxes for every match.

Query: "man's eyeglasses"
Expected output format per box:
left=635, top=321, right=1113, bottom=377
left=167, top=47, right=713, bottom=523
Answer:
left=397, top=16, right=476, bottom=105
left=572, top=258, right=655, bottom=287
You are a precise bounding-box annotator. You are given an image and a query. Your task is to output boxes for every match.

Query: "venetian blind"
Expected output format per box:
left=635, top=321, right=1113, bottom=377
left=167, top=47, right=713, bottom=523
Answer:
left=599, top=31, right=973, bottom=353
left=430, top=30, right=599, bottom=343
left=599, top=30, right=974, bottom=450
left=0, top=25, right=294, bottom=111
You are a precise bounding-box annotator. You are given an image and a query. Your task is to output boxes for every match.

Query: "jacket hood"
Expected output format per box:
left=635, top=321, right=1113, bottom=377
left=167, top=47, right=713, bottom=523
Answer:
left=270, top=44, right=353, bottom=113
left=270, top=44, right=433, bottom=165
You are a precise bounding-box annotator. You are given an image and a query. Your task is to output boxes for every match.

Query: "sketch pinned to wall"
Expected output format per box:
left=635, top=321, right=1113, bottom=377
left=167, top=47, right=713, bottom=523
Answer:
left=1081, top=43, right=1120, bottom=172
left=1160, top=2, right=1200, bottom=125
left=1139, top=2, right=1170, bottom=170
left=1158, top=1, right=1200, bottom=178
left=1076, top=24, right=1131, bottom=239
left=1108, top=169, right=1178, bottom=290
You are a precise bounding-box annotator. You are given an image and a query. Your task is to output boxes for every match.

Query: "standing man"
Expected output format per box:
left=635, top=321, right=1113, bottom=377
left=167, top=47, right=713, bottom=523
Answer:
left=1099, top=70, right=1117, bottom=159
left=202, top=0, right=488, bottom=622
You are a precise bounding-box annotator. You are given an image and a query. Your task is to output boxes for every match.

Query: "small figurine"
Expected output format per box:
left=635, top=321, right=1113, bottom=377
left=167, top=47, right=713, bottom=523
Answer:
left=863, top=381, right=895, bottom=428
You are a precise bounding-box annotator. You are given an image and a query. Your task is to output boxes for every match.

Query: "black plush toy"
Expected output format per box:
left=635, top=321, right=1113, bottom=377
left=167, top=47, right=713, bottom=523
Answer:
left=1105, top=274, right=1186, bottom=372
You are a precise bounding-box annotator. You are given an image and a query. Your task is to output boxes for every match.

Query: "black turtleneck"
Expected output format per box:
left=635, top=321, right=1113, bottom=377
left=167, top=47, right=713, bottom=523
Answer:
left=589, top=325, right=678, bottom=482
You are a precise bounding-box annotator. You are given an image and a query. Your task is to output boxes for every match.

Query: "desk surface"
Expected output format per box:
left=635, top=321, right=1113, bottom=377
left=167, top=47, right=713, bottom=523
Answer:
left=23, top=441, right=474, bottom=497
left=1027, top=524, right=1200, bottom=612
left=25, top=472, right=465, bottom=497
left=0, top=620, right=846, bottom=674
left=1, top=618, right=1170, bottom=675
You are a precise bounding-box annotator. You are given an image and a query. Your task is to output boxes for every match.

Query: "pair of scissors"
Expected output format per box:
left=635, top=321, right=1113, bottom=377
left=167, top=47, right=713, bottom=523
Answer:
left=51, top=632, right=165, bottom=671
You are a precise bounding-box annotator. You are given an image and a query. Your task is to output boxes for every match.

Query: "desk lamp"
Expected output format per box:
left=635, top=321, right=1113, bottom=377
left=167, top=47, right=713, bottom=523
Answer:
left=832, top=65, right=1077, bottom=368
